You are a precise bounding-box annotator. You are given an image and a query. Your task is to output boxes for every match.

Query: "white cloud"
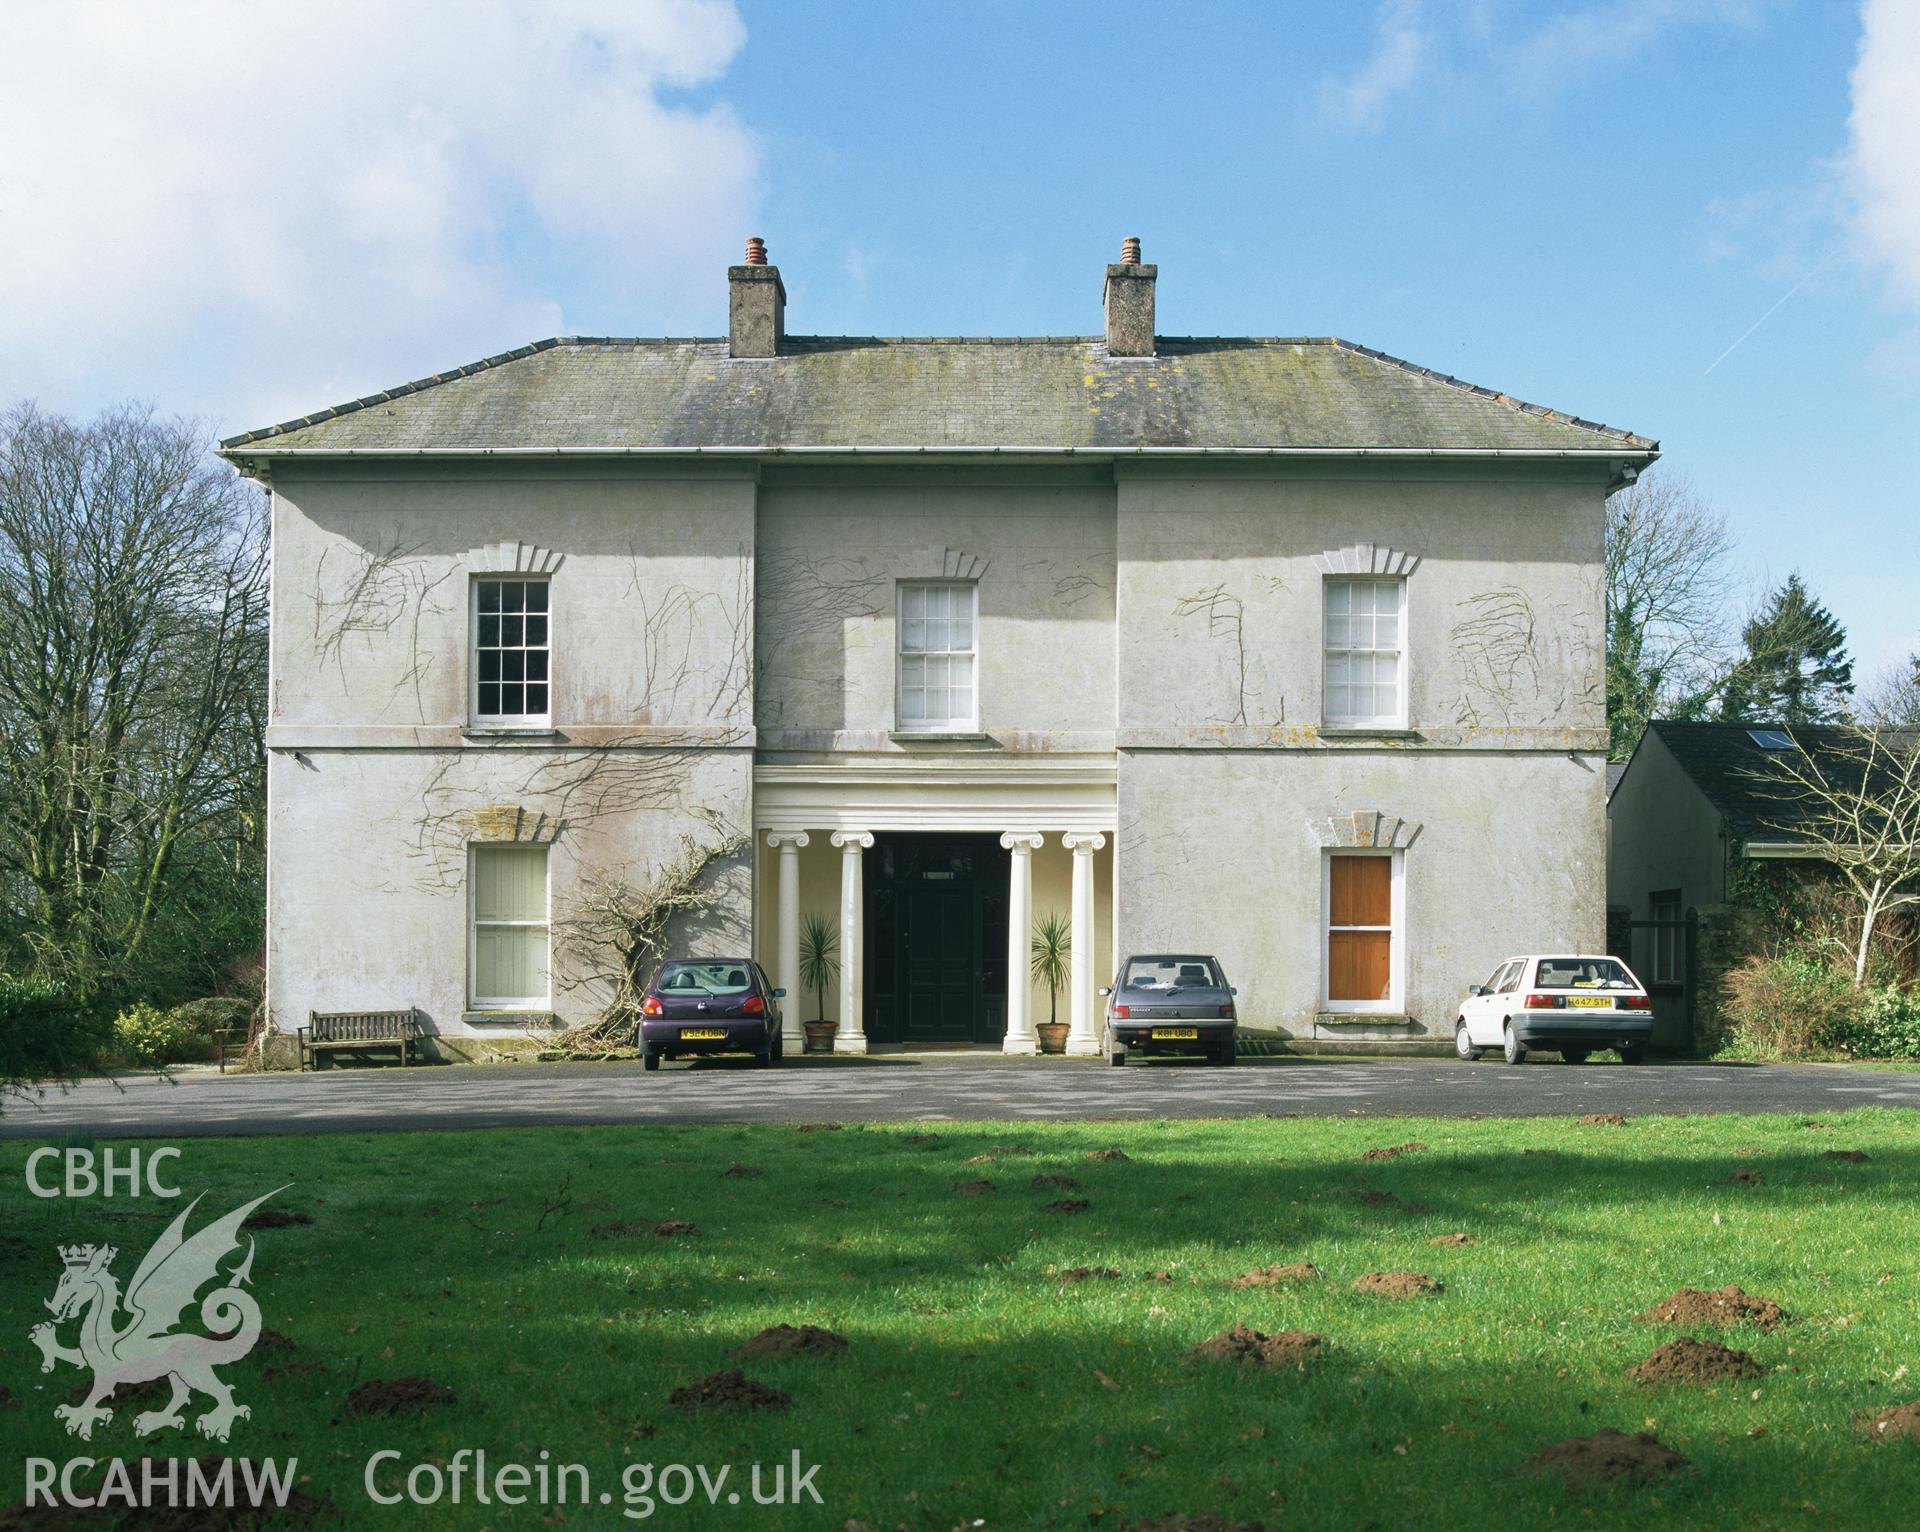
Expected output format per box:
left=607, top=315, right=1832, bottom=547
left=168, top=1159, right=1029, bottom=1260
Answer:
left=0, top=0, right=758, bottom=431
left=1316, top=0, right=1430, bottom=133
left=1314, top=0, right=1776, bottom=133
left=1843, top=0, right=1920, bottom=311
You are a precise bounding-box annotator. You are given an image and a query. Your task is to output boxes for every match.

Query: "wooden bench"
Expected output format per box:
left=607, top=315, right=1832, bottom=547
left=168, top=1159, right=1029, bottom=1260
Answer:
left=215, top=1027, right=250, bottom=1073
left=299, top=1009, right=421, bottom=1070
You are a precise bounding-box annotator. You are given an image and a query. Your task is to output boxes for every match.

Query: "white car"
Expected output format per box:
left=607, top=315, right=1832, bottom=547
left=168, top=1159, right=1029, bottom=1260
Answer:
left=1454, top=954, right=1654, bottom=1066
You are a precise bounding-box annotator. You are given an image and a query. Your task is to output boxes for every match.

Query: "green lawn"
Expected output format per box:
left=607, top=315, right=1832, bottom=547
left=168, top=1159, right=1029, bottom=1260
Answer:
left=2, top=1111, right=1917, bottom=1529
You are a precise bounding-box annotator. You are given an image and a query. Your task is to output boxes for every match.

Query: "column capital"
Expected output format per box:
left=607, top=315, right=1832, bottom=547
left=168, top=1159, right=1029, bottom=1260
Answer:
left=1061, top=831, right=1107, bottom=853
left=830, top=829, right=875, bottom=851
left=999, top=831, right=1046, bottom=853
left=765, top=830, right=811, bottom=850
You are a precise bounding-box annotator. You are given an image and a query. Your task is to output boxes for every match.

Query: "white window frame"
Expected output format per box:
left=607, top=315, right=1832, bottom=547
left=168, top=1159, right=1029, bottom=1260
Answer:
left=468, top=844, right=552, bottom=1010
left=1322, top=576, right=1408, bottom=729
left=1320, top=848, right=1406, bottom=1013
left=895, top=580, right=980, bottom=734
left=471, top=575, right=553, bottom=727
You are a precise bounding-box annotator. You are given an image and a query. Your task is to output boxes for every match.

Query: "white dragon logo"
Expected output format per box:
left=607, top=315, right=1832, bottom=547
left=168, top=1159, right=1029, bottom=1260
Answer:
left=29, top=1188, right=285, bottom=1442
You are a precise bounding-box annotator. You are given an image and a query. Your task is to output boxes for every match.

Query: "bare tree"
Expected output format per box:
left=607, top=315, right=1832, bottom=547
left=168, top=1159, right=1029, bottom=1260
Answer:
left=0, top=403, right=268, bottom=999
left=1605, top=471, right=1735, bottom=758
left=549, top=826, right=749, bottom=1054
left=1859, top=654, right=1920, bottom=727
left=1749, top=726, right=1920, bottom=987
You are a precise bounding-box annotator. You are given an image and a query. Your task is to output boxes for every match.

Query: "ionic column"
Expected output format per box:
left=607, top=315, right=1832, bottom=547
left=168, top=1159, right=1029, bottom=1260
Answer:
left=999, top=832, right=1047, bottom=1055
left=1062, top=832, right=1107, bottom=1057
left=829, top=830, right=874, bottom=1054
left=766, top=831, right=810, bottom=1048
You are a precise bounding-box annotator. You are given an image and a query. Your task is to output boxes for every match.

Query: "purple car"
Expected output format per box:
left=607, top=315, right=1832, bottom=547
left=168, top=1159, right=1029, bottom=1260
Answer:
left=636, top=958, right=786, bottom=1071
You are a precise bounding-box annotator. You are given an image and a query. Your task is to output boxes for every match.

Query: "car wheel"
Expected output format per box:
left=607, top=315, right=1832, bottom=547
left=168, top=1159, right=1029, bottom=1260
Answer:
left=1454, top=1019, right=1483, bottom=1062
left=1502, top=1020, right=1527, bottom=1066
left=755, top=1041, right=776, bottom=1068
left=1618, top=1042, right=1648, bottom=1065
left=642, top=1050, right=661, bottom=1072
left=773, top=1033, right=786, bottom=1061
left=1562, top=1048, right=1590, bottom=1065
left=1213, top=1039, right=1237, bottom=1066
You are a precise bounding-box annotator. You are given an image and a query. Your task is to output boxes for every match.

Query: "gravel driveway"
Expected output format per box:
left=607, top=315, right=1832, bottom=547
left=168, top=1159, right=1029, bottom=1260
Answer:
left=2, top=1054, right=1915, bottom=1139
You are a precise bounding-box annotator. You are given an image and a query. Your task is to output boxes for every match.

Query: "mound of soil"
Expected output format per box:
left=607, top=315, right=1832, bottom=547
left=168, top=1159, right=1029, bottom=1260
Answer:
left=1358, top=1141, right=1428, bottom=1161
left=1529, top=1429, right=1689, bottom=1490
left=1629, top=1336, right=1763, bottom=1385
left=1857, top=1401, right=1920, bottom=1442
left=1578, top=1113, right=1627, bottom=1127
left=1824, top=1149, right=1870, bottom=1164
left=1032, top=1173, right=1081, bottom=1190
left=1128, top=1517, right=1267, bottom=1532
left=254, top=1329, right=296, bottom=1355
left=1723, top=1170, right=1765, bottom=1186
left=953, top=1179, right=997, bottom=1196
left=242, top=1209, right=313, bottom=1229
left=904, top=1133, right=942, bottom=1146
left=1636, top=1284, right=1789, bottom=1331
left=1228, top=1263, right=1323, bottom=1289
left=341, top=1375, right=457, bottom=1417
left=1428, top=1232, right=1476, bottom=1247
left=667, top=1368, right=791, bottom=1412
left=1087, top=1148, right=1131, bottom=1162
left=0, top=1385, right=12, bottom=1410
left=1058, top=1266, right=1122, bottom=1283
left=736, top=1323, right=848, bottom=1359
left=1190, top=1324, right=1326, bottom=1370
left=1352, top=1271, right=1444, bottom=1299
left=720, top=1163, right=763, bottom=1179
left=1147, top=1270, right=1175, bottom=1283
left=1800, top=1120, right=1836, bottom=1130
left=795, top=1122, right=843, bottom=1133
left=1043, top=1198, right=1091, bottom=1215
left=651, top=1220, right=699, bottom=1238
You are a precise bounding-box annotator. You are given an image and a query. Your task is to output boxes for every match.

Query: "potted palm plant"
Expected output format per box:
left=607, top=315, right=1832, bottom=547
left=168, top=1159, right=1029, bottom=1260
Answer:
left=1030, top=910, right=1072, bottom=1054
left=799, top=913, right=840, bottom=1053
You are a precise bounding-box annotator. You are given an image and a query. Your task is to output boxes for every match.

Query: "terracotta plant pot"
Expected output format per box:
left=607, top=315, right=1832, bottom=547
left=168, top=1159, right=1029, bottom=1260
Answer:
left=1036, top=1022, right=1070, bottom=1055
left=803, top=1021, right=836, bottom=1054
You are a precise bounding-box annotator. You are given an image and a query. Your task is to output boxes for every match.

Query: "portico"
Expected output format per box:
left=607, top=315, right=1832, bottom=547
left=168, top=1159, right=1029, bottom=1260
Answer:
left=754, top=766, right=1116, bottom=1055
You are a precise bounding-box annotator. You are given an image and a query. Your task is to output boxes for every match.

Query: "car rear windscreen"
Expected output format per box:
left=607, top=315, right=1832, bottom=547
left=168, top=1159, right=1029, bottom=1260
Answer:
left=1124, top=957, right=1221, bottom=989
left=1534, top=958, right=1634, bottom=990
left=658, top=962, right=753, bottom=995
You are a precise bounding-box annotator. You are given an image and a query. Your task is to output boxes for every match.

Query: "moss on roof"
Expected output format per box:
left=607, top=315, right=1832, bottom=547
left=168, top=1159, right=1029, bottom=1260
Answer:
left=221, top=335, right=1656, bottom=456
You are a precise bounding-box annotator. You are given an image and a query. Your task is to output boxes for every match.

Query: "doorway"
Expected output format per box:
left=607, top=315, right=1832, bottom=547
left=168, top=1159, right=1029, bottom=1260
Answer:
left=865, top=833, right=1008, bottom=1045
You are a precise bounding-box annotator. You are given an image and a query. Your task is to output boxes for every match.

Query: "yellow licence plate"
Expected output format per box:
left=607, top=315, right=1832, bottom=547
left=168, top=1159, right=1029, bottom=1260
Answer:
left=680, top=1027, right=728, bottom=1040
left=1151, top=1028, right=1199, bottom=1040
left=1565, top=997, right=1611, bottom=1009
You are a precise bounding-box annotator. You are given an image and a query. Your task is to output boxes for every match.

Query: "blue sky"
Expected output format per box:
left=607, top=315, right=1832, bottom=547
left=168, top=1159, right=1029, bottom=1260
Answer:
left=1, top=1, right=1914, bottom=677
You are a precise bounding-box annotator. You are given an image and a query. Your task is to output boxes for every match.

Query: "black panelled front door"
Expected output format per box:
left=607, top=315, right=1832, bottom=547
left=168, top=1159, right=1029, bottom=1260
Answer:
left=905, top=887, right=973, bottom=1041
left=865, top=833, right=1008, bottom=1045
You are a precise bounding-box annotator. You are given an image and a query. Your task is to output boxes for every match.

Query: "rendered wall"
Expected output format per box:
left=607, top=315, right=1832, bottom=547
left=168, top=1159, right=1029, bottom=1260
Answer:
left=264, top=462, right=758, bottom=1049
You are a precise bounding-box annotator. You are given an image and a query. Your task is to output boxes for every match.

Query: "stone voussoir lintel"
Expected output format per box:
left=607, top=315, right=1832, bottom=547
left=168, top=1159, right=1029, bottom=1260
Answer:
left=1315, top=811, right=1423, bottom=850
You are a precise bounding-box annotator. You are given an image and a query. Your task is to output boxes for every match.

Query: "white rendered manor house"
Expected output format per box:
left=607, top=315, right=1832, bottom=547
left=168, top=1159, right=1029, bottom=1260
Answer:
left=222, top=240, right=1656, bottom=1060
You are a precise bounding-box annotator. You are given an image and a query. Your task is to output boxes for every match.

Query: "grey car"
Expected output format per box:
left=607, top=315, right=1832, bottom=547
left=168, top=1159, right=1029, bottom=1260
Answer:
left=1100, top=954, right=1239, bottom=1066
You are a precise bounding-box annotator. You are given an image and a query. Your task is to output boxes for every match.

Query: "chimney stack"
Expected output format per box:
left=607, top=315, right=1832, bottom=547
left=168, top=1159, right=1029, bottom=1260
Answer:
left=1103, top=236, right=1156, bottom=357
left=728, top=236, right=785, bottom=358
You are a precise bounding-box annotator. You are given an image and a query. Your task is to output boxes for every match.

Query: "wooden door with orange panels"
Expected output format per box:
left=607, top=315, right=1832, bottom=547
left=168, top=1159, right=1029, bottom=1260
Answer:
left=1327, top=854, right=1394, bottom=1004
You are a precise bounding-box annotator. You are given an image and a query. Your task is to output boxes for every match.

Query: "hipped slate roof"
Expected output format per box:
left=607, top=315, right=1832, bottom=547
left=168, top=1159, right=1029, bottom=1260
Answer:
left=1647, top=721, right=1912, bottom=843
left=220, top=336, right=1657, bottom=456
